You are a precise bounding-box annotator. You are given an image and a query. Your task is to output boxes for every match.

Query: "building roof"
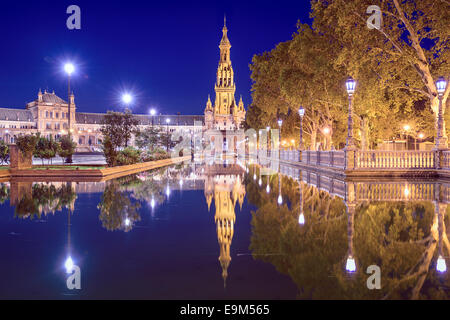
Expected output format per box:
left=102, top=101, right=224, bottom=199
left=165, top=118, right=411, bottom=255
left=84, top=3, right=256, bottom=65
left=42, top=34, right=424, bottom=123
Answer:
left=41, top=92, right=67, bottom=104
left=75, top=112, right=204, bottom=126
left=0, top=108, right=34, bottom=122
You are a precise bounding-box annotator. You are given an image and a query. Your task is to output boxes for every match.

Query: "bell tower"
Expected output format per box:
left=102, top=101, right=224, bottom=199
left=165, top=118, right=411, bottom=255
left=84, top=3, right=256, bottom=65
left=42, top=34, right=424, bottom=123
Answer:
left=204, top=17, right=245, bottom=131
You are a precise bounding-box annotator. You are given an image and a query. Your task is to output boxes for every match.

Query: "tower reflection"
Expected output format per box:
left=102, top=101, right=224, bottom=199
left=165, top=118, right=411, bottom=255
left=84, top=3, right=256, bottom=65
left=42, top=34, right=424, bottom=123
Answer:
left=202, top=160, right=245, bottom=287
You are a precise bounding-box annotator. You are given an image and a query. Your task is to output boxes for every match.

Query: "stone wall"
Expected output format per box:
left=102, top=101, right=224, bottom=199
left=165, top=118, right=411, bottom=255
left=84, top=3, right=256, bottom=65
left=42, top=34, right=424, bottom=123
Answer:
left=9, top=144, right=32, bottom=170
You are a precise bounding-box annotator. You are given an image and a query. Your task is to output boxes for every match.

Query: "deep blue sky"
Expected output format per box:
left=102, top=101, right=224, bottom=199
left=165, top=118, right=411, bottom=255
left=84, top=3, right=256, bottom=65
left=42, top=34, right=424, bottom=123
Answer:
left=0, top=0, right=311, bottom=115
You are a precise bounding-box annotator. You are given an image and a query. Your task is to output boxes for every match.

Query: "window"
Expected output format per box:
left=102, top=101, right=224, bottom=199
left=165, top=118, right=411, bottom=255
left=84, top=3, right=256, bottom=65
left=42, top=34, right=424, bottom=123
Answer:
left=46, top=123, right=51, bottom=130
left=45, top=111, right=49, bottom=118
left=56, top=113, right=59, bottom=118
left=50, top=112, right=53, bottom=118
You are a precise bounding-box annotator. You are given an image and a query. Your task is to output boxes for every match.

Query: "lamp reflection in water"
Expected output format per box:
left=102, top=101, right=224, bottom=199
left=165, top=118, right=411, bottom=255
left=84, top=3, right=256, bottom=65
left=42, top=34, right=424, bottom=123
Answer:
left=345, top=204, right=357, bottom=273
left=277, top=174, right=282, bottom=206
left=65, top=196, right=74, bottom=274
left=436, top=200, right=447, bottom=273
left=298, top=174, right=304, bottom=225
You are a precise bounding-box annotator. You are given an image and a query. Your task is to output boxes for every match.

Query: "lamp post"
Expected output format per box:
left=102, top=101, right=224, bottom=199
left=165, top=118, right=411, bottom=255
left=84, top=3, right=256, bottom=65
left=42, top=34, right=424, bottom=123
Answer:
left=150, top=109, right=156, bottom=128
left=435, top=77, right=448, bottom=150
left=345, top=77, right=356, bottom=150
left=298, top=107, right=305, bottom=151
left=64, top=63, right=75, bottom=164
left=166, top=118, right=171, bottom=151
left=266, top=126, right=271, bottom=158
left=278, top=119, right=282, bottom=161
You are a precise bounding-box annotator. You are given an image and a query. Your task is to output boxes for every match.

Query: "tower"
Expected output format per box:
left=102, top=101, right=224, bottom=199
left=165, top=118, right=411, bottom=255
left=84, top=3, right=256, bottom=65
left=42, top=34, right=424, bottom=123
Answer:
left=204, top=17, right=246, bottom=132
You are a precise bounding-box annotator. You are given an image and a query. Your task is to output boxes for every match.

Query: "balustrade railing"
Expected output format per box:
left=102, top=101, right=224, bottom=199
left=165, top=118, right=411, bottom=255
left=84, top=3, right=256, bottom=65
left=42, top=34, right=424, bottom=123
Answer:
left=255, top=148, right=450, bottom=172
left=302, top=150, right=345, bottom=169
left=442, top=151, right=450, bottom=169
left=356, top=150, right=435, bottom=169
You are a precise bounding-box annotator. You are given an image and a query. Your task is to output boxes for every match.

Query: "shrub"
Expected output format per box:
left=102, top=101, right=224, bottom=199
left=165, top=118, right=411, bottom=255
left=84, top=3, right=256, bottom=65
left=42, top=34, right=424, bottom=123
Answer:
left=117, top=147, right=141, bottom=166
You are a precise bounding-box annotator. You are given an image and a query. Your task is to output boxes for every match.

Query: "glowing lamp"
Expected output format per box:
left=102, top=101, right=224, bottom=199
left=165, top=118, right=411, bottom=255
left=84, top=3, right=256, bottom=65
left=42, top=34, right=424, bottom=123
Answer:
left=64, top=63, right=75, bottom=75
left=436, top=77, right=447, bottom=96
left=266, top=184, right=270, bottom=194
left=298, top=107, right=305, bottom=117
left=150, top=109, right=156, bottom=116
left=278, top=119, right=283, bottom=127
left=122, top=94, right=132, bottom=104
left=277, top=194, right=283, bottom=205
left=346, top=77, right=356, bottom=96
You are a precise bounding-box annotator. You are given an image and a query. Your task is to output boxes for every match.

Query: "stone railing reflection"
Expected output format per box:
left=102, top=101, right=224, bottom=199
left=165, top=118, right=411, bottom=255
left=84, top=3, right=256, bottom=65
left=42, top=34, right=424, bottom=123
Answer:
left=356, top=150, right=435, bottom=169
left=277, top=162, right=450, bottom=203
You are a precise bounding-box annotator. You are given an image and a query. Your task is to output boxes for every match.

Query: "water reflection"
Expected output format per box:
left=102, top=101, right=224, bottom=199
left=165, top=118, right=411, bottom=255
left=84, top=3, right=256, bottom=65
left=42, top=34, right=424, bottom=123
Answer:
left=247, top=162, right=450, bottom=299
left=2, top=159, right=450, bottom=299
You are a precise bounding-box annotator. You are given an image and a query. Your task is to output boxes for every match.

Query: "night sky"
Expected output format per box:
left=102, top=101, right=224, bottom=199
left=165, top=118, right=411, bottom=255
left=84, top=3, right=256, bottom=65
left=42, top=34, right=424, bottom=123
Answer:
left=0, top=0, right=311, bottom=115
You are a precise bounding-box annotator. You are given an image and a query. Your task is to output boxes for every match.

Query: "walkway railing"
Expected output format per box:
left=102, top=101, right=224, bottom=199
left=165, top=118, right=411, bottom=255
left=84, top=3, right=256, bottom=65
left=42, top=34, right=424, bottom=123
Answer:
left=302, top=150, right=345, bottom=168
left=356, top=150, right=435, bottom=169
left=257, top=148, right=450, bottom=172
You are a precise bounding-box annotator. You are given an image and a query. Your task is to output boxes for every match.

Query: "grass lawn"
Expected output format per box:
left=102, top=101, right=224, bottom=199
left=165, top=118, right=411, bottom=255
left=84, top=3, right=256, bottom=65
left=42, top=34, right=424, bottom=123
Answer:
left=32, top=165, right=105, bottom=170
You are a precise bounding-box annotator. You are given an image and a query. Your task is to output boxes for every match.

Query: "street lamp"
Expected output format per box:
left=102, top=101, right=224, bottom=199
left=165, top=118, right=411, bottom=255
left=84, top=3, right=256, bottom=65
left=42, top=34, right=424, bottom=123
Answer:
left=150, top=108, right=156, bottom=128
left=166, top=118, right=171, bottom=151
left=64, top=63, right=75, bottom=164
left=122, top=93, right=133, bottom=110
left=298, top=107, right=305, bottom=151
left=345, top=77, right=356, bottom=149
left=435, top=77, right=448, bottom=149
left=278, top=119, right=283, bottom=160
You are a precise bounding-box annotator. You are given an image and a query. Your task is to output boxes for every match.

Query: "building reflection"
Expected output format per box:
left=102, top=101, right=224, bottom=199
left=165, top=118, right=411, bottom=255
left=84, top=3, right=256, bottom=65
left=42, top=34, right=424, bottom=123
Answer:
left=203, top=161, right=245, bottom=287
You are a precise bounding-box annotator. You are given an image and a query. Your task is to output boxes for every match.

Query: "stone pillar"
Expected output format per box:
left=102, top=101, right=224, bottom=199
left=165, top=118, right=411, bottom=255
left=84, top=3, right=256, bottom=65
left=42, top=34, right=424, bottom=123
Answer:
left=345, top=149, right=356, bottom=170
left=9, top=144, right=32, bottom=170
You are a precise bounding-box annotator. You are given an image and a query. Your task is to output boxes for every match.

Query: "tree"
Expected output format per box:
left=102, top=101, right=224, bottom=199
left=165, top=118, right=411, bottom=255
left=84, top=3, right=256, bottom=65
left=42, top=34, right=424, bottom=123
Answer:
left=34, top=136, right=59, bottom=165
left=0, top=141, right=9, bottom=164
left=123, top=108, right=139, bottom=147
left=100, top=110, right=139, bottom=165
left=311, top=0, right=450, bottom=135
left=16, top=134, right=39, bottom=156
left=58, top=135, right=77, bottom=162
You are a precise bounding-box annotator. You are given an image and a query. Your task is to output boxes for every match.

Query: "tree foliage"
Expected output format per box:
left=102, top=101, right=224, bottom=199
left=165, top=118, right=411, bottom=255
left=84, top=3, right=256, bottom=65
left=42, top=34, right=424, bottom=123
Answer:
left=247, top=1, right=449, bottom=149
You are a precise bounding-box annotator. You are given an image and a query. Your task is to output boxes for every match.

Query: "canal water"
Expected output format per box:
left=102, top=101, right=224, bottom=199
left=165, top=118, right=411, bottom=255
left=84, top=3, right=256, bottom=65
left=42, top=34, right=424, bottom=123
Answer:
left=0, top=159, right=449, bottom=299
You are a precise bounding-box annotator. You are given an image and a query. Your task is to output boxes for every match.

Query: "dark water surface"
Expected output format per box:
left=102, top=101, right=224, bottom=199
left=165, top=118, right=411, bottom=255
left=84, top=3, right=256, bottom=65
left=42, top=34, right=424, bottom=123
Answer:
left=0, top=159, right=449, bottom=299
